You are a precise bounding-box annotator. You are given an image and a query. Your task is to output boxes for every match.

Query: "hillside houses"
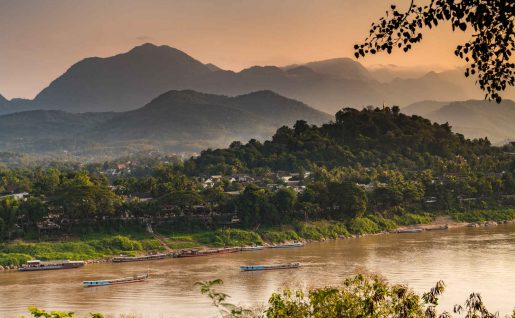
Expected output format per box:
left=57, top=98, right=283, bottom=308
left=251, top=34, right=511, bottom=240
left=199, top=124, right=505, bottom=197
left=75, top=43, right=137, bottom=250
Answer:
left=201, top=171, right=310, bottom=193
left=0, top=192, right=29, bottom=201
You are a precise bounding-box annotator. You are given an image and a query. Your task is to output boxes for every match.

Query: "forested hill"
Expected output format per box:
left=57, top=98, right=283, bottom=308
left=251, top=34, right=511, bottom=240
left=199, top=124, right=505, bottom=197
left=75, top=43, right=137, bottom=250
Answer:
left=191, top=107, right=510, bottom=174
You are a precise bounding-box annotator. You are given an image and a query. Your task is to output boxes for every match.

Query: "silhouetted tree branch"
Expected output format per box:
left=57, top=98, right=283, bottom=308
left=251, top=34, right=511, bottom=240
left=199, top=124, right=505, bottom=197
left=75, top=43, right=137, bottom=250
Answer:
left=355, top=0, right=514, bottom=103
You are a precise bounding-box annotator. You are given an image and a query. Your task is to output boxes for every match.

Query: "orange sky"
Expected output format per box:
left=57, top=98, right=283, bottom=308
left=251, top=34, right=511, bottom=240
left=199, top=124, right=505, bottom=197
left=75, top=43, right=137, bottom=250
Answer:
left=0, top=0, right=470, bottom=99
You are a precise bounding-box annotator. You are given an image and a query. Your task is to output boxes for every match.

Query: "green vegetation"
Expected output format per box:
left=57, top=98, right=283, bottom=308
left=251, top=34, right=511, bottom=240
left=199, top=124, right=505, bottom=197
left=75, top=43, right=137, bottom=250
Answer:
left=0, top=252, right=32, bottom=267
left=17, top=276, right=515, bottom=317
left=452, top=209, right=515, bottom=223
left=294, top=220, right=349, bottom=240
left=0, top=108, right=513, bottom=267
left=196, top=276, right=515, bottom=318
left=348, top=217, right=381, bottom=235
left=0, top=235, right=163, bottom=266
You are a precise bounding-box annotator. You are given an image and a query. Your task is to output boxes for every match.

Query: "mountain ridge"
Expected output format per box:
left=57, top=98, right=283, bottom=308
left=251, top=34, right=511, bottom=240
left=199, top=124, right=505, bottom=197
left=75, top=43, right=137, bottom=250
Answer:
left=402, top=99, right=515, bottom=143
left=0, top=90, right=331, bottom=156
left=8, top=43, right=499, bottom=115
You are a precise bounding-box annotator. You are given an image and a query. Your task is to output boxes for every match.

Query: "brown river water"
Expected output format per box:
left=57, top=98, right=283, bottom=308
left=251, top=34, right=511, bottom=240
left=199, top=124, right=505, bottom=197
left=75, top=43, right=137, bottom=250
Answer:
left=1, top=224, right=515, bottom=318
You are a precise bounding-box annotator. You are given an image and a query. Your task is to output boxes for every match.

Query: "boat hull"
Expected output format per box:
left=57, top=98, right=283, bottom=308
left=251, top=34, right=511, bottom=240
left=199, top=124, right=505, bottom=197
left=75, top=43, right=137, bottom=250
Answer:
left=19, top=261, right=84, bottom=272
left=112, top=254, right=168, bottom=263
left=240, top=263, right=301, bottom=271
left=176, top=248, right=240, bottom=258
left=83, top=274, right=148, bottom=287
left=240, top=246, right=264, bottom=251
left=269, top=243, right=304, bottom=248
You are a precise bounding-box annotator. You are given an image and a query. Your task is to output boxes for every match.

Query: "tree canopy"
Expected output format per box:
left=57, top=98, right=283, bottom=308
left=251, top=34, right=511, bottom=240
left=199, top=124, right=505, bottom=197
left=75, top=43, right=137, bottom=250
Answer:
left=355, top=0, right=514, bottom=102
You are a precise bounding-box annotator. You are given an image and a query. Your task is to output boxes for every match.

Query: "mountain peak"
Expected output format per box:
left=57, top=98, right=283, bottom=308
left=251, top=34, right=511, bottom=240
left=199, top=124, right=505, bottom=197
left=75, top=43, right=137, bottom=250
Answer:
left=126, top=43, right=189, bottom=58
left=146, top=90, right=223, bottom=107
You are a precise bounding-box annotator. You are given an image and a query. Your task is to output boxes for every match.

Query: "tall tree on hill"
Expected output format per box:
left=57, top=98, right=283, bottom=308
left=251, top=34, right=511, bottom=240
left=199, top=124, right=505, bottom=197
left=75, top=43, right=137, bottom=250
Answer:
left=355, top=0, right=514, bottom=102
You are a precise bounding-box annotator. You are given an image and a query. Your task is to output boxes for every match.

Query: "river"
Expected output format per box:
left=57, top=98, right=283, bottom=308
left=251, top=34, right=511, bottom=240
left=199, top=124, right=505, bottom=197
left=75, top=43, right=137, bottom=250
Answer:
left=1, top=224, right=515, bottom=318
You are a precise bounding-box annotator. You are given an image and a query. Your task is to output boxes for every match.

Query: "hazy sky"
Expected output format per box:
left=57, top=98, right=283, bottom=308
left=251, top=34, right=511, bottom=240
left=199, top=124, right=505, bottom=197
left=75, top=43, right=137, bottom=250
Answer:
left=1, top=0, right=470, bottom=99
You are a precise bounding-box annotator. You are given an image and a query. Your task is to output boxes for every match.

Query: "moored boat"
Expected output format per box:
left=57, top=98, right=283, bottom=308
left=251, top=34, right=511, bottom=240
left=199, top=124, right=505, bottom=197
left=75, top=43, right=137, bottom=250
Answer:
left=268, top=242, right=304, bottom=248
left=240, top=246, right=264, bottom=251
left=18, top=260, right=85, bottom=272
left=240, top=262, right=301, bottom=271
left=425, top=225, right=449, bottom=231
left=83, top=273, right=149, bottom=287
left=112, top=253, right=168, bottom=263
left=176, top=247, right=240, bottom=258
left=396, top=228, right=423, bottom=234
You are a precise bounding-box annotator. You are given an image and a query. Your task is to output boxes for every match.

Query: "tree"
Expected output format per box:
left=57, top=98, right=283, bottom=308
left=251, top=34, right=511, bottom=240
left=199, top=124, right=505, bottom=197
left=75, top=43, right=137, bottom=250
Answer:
left=53, top=173, right=121, bottom=219
left=272, top=188, right=297, bottom=218
left=159, top=191, right=203, bottom=210
left=0, top=196, right=19, bottom=240
left=328, top=182, right=367, bottom=219
left=356, top=0, right=514, bottom=102
left=18, top=197, right=48, bottom=225
left=237, top=185, right=279, bottom=227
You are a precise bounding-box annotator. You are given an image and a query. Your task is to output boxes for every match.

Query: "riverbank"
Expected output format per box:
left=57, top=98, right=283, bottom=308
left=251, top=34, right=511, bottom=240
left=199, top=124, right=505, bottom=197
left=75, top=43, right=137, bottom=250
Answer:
left=1, top=210, right=514, bottom=270
left=3, top=223, right=515, bottom=318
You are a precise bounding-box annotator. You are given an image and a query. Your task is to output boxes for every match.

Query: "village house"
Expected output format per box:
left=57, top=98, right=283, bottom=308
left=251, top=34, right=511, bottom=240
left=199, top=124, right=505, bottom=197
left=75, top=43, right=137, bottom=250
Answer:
left=0, top=192, right=29, bottom=201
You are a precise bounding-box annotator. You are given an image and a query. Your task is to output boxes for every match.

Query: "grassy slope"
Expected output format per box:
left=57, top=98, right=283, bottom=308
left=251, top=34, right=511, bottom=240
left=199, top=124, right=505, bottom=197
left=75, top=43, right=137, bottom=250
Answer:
left=1, top=209, right=514, bottom=267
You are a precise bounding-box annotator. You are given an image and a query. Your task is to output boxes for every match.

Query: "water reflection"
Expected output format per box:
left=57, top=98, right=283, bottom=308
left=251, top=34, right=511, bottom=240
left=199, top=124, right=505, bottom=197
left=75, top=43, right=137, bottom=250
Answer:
left=1, top=224, right=514, bottom=317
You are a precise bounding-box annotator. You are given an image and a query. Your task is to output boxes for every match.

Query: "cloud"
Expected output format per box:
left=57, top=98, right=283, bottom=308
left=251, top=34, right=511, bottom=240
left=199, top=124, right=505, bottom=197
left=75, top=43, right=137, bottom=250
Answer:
left=135, top=35, right=152, bottom=41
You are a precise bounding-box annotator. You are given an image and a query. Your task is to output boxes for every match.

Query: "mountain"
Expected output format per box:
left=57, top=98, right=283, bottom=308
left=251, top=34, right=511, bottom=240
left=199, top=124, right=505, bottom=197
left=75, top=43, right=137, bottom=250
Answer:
left=367, top=64, right=445, bottom=82
left=401, top=100, right=450, bottom=116
left=34, top=43, right=213, bottom=112
left=0, top=96, right=40, bottom=116
left=0, top=94, right=10, bottom=113
left=27, top=44, right=483, bottom=114
left=0, top=94, right=8, bottom=106
left=402, top=99, right=515, bottom=143
left=284, top=58, right=374, bottom=81
left=382, top=72, right=469, bottom=104
left=0, top=90, right=331, bottom=156
left=88, top=90, right=330, bottom=143
left=205, top=63, right=223, bottom=71
left=0, top=110, right=115, bottom=139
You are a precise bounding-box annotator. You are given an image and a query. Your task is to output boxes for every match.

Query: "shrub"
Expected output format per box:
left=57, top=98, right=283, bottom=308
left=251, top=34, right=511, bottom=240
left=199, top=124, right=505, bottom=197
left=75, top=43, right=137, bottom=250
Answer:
left=348, top=217, right=380, bottom=235
left=260, top=228, right=300, bottom=243
left=367, top=215, right=397, bottom=231
left=296, top=221, right=349, bottom=240
left=452, top=209, right=515, bottom=223
left=0, top=252, right=31, bottom=266
left=394, top=213, right=432, bottom=226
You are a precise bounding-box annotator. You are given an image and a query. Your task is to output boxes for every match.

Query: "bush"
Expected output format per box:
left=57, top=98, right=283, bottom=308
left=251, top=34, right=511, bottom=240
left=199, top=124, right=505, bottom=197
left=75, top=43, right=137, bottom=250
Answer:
left=367, top=215, right=397, bottom=231
left=296, top=221, right=349, bottom=240
left=394, top=213, right=432, bottom=226
left=0, top=252, right=31, bottom=266
left=348, top=217, right=380, bottom=235
left=211, top=228, right=263, bottom=247
left=141, top=239, right=164, bottom=250
left=452, top=209, right=515, bottom=223
left=260, top=227, right=300, bottom=243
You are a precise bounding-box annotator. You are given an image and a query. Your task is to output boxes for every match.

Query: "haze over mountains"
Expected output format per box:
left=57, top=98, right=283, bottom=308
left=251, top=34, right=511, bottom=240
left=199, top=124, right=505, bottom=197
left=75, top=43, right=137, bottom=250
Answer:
left=3, top=43, right=512, bottom=116
left=0, top=90, right=330, bottom=156
left=0, top=43, right=513, bottom=157
left=403, top=99, right=515, bottom=145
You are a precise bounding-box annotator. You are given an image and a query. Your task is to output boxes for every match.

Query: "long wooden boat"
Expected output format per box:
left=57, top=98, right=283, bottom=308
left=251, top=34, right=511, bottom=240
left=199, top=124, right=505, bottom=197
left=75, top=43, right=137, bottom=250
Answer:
left=19, top=260, right=85, bottom=272
left=396, top=228, right=423, bottom=234
left=240, top=246, right=264, bottom=251
left=240, top=262, right=301, bottom=271
left=268, top=242, right=304, bottom=248
left=112, top=253, right=168, bottom=263
left=425, top=225, right=449, bottom=231
left=83, top=273, right=149, bottom=287
left=176, top=247, right=240, bottom=258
